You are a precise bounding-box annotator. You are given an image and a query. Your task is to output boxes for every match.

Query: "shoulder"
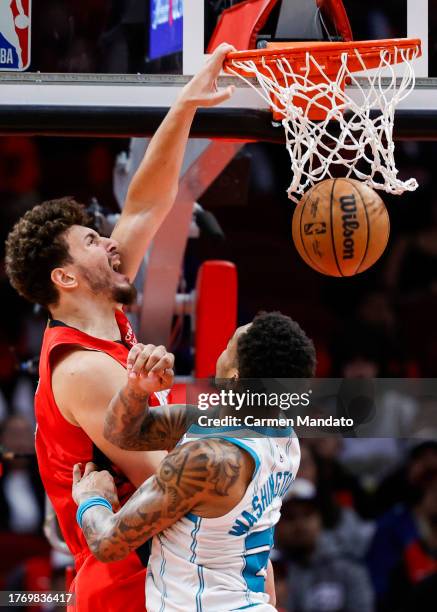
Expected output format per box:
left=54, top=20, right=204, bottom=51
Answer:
left=52, top=349, right=125, bottom=416
left=162, top=438, right=252, bottom=492
left=178, top=437, right=248, bottom=465
left=53, top=349, right=124, bottom=381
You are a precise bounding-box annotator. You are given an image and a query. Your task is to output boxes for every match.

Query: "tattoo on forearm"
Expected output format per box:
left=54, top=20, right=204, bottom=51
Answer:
left=104, top=386, right=197, bottom=451
left=104, top=387, right=150, bottom=450
left=81, top=439, right=242, bottom=562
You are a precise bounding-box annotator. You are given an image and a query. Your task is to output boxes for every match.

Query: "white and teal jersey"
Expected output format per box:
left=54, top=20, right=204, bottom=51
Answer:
left=146, top=424, right=300, bottom=612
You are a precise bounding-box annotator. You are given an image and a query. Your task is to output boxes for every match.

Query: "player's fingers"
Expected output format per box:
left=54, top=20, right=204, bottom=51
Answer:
left=72, top=463, right=82, bottom=484
left=83, top=462, right=97, bottom=477
left=149, top=352, right=175, bottom=373
left=144, top=345, right=168, bottom=371
left=160, top=368, right=175, bottom=388
left=127, top=344, right=143, bottom=371
left=208, top=43, right=236, bottom=73
left=131, top=344, right=156, bottom=375
left=100, top=469, right=113, bottom=482
left=201, top=86, right=235, bottom=107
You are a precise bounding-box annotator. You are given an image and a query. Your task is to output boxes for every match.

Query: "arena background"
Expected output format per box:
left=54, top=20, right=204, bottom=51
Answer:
left=1, top=1, right=437, bottom=611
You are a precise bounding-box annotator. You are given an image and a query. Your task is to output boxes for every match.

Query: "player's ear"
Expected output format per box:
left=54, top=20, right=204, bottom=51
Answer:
left=51, top=267, right=78, bottom=291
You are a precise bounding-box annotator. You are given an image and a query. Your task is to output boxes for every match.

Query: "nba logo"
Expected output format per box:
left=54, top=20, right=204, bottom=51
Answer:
left=0, top=0, right=31, bottom=71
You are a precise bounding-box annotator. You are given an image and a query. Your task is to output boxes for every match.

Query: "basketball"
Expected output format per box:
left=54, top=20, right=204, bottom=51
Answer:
left=291, top=178, right=390, bottom=277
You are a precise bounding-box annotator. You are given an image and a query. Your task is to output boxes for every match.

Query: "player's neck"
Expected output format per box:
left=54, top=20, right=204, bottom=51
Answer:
left=50, top=294, right=121, bottom=341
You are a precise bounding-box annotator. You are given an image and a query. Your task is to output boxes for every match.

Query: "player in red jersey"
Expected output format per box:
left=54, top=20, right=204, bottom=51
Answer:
left=4, top=44, right=235, bottom=612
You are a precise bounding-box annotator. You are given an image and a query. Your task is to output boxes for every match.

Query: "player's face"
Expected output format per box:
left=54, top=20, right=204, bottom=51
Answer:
left=215, top=323, right=251, bottom=379
left=61, top=225, right=136, bottom=304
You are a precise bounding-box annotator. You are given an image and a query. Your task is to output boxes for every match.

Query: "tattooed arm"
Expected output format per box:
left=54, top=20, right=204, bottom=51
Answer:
left=103, top=343, right=199, bottom=452
left=104, top=386, right=199, bottom=452
left=72, top=439, right=246, bottom=563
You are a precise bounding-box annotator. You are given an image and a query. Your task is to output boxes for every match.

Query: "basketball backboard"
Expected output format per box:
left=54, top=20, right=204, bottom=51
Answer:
left=0, top=0, right=435, bottom=140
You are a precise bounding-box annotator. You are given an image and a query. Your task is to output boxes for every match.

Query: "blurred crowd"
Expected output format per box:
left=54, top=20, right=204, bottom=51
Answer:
left=273, top=438, right=437, bottom=612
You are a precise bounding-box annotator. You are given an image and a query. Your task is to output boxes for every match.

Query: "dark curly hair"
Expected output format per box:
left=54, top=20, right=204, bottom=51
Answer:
left=237, top=312, right=316, bottom=378
left=5, top=197, right=90, bottom=307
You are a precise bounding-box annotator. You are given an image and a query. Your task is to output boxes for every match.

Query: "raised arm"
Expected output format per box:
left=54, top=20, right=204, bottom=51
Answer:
left=111, top=44, right=235, bottom=281
left=72, top=439, right=243, bottom=562
left=103, top=343, right=199, bottom=451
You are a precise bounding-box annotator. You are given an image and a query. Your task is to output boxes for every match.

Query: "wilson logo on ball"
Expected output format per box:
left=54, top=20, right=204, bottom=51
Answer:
left=340, top=195, right=360, bottom=260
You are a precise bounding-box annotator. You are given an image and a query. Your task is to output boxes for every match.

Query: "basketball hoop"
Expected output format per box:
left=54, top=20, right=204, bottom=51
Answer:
left=224, top=39, right=422, bottom=202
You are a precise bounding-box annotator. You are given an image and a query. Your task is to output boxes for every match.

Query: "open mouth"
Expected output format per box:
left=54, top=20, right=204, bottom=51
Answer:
left=109, top=256, right=121, bottom=272
left=109, top=255, right=130, bottom=283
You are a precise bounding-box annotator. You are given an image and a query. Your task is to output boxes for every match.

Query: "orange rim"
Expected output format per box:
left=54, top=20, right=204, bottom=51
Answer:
left=224, top=38, right=422, bottom=77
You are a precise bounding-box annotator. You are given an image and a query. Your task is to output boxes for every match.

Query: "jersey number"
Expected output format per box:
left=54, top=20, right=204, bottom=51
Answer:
left=242, top=528, right=274, bottom=592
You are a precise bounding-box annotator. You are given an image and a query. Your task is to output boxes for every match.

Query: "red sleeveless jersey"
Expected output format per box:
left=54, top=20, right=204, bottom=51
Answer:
left=34, top=309, right=160, bottom=611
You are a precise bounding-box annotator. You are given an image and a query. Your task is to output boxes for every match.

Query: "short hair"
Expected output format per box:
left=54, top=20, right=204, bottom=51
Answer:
left=5, top=197, right=90, bottom=307
left=237, top=312, right=316, bottom=378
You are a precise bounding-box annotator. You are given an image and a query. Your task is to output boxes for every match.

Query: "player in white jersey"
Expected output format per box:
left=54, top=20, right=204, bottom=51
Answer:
left=72, top=312, right=316, bottom=611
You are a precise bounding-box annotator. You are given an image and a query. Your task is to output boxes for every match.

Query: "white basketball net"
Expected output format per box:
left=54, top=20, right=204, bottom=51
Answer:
left=227, top=45, right=420, bottom=202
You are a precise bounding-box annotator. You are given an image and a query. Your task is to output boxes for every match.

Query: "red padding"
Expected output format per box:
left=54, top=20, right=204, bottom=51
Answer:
left=195, top=261, right=238, bottom=378
left=168, top=383, right=187, bottom=404
left=317, top=0, right=353, bottom=41
left=208, top=0, right=352, bottom=52
left=207, top=0, right=279, bottom=52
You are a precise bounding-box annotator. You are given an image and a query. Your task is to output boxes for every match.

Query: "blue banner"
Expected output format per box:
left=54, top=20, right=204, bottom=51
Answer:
left=149, top=0, right=183, bottom=60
